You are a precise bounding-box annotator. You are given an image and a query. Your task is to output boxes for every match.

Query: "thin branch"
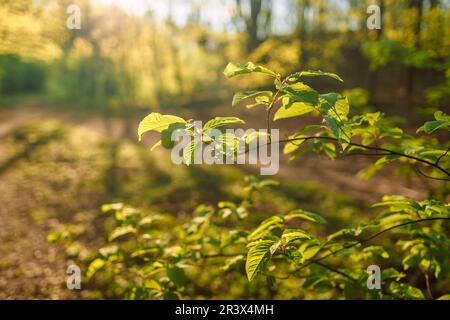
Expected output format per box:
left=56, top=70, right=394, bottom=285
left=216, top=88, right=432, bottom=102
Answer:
left=340, top=152, right=391, bottom=157
left=436, top=145, right=450, bottom=166
left=266, top=80, right=285, bottom=142
left=201, top=253, right=245, bottom=259
left=277, top=136, right=450, bottom=177
left=415, top=166, right=450, bottom=182
left=299, top=217, right=450, bottom=271
left=424, top=272, right=434, bottom=300
left=312, top=260, right=358, bottom=282
left=239, top=135, right=449, bottom=180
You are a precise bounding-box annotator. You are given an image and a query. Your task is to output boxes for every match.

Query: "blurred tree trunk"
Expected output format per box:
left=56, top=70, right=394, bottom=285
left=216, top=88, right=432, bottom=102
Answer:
left=236, top=0, right=272, bottom=52
left=406, top=0, right=424, bottom=108
left=368, top=0, right=384, bottom=103
left=296, top=0, right=309, bottom=67
left=248, top=0, right=262, bottom=52
left=429, top=0, right=439, bottom=8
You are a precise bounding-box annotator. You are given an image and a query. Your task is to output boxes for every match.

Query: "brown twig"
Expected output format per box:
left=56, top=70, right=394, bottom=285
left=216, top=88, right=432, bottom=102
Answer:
left=266, top=80, right=286, bottom=143
left=300, top=217, right=450, bottom=271
left=436, top=145, right=450, bottom=166
left=415, top=166, right=450, bottom=182
left=277, top=136, right=450, bottom=177
left=312, top=260, right=358, bottom=282
left=424, top=272, right=434, bottom=300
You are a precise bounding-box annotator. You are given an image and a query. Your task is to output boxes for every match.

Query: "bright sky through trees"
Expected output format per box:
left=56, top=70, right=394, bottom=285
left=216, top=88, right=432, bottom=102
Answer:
left=94, top=0, right=295, bottom=33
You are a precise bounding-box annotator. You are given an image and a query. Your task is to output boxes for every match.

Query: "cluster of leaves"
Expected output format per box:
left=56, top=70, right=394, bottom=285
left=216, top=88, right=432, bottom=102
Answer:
left=76, top=187, right=449, bottom=300
left=139, top=62, right=449, bottom=181
left=54, top=63, right=450, bottom=300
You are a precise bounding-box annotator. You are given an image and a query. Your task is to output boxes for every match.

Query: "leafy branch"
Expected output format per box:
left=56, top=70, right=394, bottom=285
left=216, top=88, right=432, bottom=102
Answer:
left=302, top=217, right=450, bottom=270
left=279, top=136, right=450, bottom=178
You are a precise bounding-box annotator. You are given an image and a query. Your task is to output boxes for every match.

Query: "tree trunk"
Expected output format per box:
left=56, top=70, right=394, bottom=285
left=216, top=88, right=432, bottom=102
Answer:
left=296, top=0, right=309, bottom=67
left=406, top=0, right=424, bottom=109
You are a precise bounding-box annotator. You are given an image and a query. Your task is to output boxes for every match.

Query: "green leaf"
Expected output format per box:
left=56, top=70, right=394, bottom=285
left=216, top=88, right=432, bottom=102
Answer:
left=130, top=247, right=161, bottom=258
left=87, top=258, right=106, bottom=280
left=297, top=242, right=321, bottom=263
left=203, top=117, right=245, bottom=131
left=183, top=140, right=199, bottom=166
left=290, top=70, right=344, bottom=83
left=274, top=96, right=316, bottom=121
left=417, top=120, right=449, bottom=134
left=281, top=82, right=319, bottom=105
left=389, top=282, right=425, bottom=300
left=215, top=133, right=242, bottom=159
left=324, top=115, right=340, bottom=139
left=47, top=230, right=63, bottom=243
left=327, top=227, right=363, bottom=241
left=218, top=202, right=248, bottom=221
left=221, top=255, right=245, bottom=271
left=128, top=287, right=150, bottom=300
left=99, top=245, right=119, bottom=258
left=224, top=62, right=279, bottom=79
left=232, top=91, right=272, bottom=107
left=381, top=268, right=406, bottom=281
left=246, top=240, right=276, bottom=281
left=362, top=246, right=390, bottom=259
left=245, top=131, right=270, bottom=144
left=285, top=209, right=327, bottom=224
left=108, top=225, right=136, bottom=242
left=282, top=229, right=311, bottom=243
left=282, top=126, right=322, bottom=154
left=320, top=93, right=350, bottom=120
left=101, top=202, right=124, bottom=213
left=166, top=266, right=186, bottom=288
left=437, top=294, right=450, bottom=300
left=283, top=137, right=305, bottom=154
left=138, top=113, right=186, bottom=141
left=161, top=123, right=187, bottom=149
left=417, top=111, right=450, bottom=134
left=248, top=216, right=284, bottom=241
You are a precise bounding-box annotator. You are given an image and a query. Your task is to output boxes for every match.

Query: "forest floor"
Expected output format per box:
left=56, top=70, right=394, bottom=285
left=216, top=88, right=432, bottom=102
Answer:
left=0, top=101, right=429, bottom=299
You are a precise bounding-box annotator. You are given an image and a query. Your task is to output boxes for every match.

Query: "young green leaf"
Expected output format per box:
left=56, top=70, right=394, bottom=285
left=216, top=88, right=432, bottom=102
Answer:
left=108, top=225, right=137, bottom=242
left=282, top=229, right=311, bottom=243
left=246, top=240, right=276, bottom=281
left=248, top=216, right=284, bottom=241
left=203, top=117, right=245, bottom=131
left=167, top=266, right=186, bottom=288
left=417, top=111, right=450, bottom=134
left=320, top=93, right=350, bottom=120
left=324, top=115, right=341, bottom=139
left=224, top=62, right=279, bottom=79
left=281, top=82, right=319, bottom=105
left=285, top=209, right=327, bottom=224
left=87, top=258, right=106, bottom=280
left=183, top=140, right=200, bottom=166
left=221, top=255, right=245, bottom=271
left=161, top=123, right=187, bottom=149
left=232, top=91, right=273, bottom=107
left=389, top=282, right=425, bottom=300
left=138, top=113, right=186, bottom=141
left=245, top=131, right=270, bottom=144
left=290, top=70, right=344, bottom=83
left=274, top=97, right=316, bottom=121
